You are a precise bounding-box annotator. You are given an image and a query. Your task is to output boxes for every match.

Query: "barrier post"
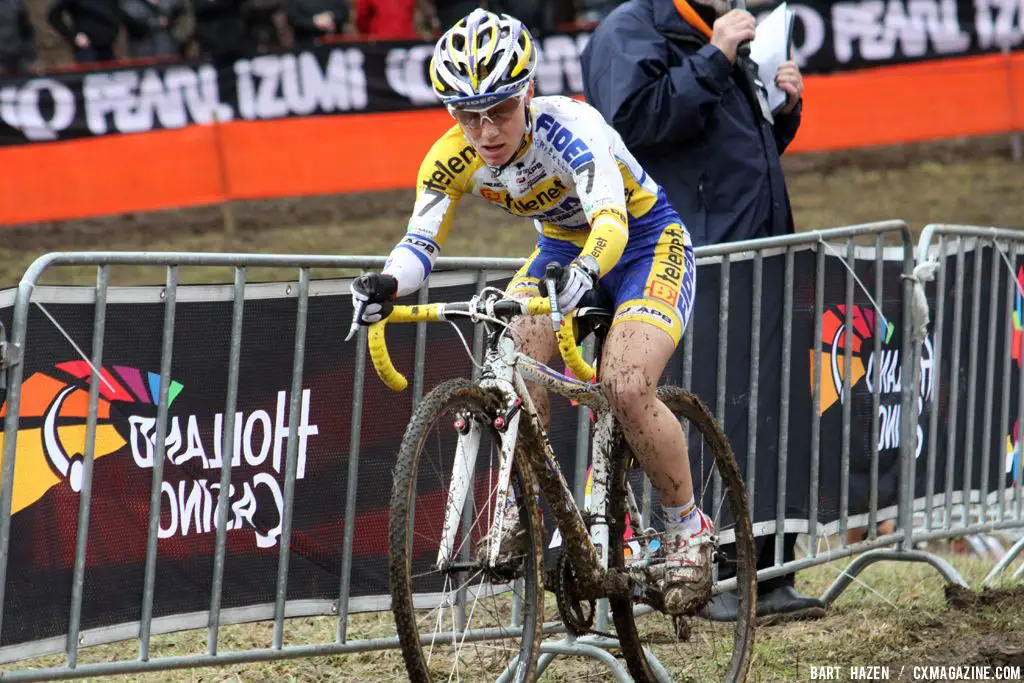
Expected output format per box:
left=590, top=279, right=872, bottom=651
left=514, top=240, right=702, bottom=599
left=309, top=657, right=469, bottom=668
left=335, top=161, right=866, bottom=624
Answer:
left=1005, top=44, right=1022, bottom=162
left=212, top=109, right=237, bottom=237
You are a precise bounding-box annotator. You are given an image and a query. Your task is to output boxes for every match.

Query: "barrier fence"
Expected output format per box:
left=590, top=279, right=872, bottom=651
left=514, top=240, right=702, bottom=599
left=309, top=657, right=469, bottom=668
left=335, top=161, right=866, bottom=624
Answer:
left=0, top=220, right=1021, bottom=680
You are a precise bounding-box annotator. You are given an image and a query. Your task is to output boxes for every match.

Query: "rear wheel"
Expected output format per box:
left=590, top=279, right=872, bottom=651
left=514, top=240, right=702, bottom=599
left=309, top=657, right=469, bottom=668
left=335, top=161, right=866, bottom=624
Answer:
left=608, top=385, right=757, bottom=683
left=389, top=378, right=545, bottom=683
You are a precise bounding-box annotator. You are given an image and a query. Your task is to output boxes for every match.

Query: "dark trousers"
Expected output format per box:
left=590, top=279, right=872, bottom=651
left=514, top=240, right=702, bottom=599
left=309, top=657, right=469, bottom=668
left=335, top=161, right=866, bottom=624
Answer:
left=718, top=533, right=797, bottom=595
left=75, top=45, right=116, bottom=64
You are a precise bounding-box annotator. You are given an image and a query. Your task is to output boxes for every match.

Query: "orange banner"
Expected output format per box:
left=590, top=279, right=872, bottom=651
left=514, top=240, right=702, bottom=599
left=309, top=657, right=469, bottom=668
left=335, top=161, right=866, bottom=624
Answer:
left=1, top=52, right=1021, bottom=226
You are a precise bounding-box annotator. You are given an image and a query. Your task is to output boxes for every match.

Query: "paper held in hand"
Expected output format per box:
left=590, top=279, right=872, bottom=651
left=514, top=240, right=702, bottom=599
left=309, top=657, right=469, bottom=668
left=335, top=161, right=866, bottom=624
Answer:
left=749, top=2, right=795, bottom=114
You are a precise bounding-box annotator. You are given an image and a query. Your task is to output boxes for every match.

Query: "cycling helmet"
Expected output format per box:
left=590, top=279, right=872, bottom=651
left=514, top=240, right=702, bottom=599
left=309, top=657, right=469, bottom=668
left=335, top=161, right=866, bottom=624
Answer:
left=429, top=9, right=538, bottom=108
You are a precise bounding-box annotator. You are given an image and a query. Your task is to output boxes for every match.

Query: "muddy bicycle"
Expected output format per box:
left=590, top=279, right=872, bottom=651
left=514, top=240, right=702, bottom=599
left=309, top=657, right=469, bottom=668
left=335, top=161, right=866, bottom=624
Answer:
left=351, top=268, right=756, bottom=682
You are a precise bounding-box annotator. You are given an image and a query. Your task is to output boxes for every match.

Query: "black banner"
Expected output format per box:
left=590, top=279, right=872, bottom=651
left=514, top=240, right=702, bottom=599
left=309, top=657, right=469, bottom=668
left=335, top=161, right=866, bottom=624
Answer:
left=2, top=0, right=1022, bottom=146
left=0, top=245, right=1020, bottom=653
left=0, top=32, right=589, bottom=146
left=771, top=0, right=1023, bottom=74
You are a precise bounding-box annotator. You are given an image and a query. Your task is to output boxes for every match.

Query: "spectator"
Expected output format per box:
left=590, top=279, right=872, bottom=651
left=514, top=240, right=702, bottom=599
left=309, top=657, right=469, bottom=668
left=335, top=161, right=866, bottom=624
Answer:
left=243, top=0, right=285, bottom=52
left=0, top=0, right=36, bottom=74
left=429, top=0, right=478, bottom=32
left=193, top=0, right=253, bottom=64
left=353, top=0, right=416, bottom=39
left=287, top=0, right=350, bottom=46
left=119, top=0, right=184, bottom=59
left=581, top=0, right=821, bottom=622
left=487, top=0, right=551, bottom=35
left=48, top=0, right=122, bottom=64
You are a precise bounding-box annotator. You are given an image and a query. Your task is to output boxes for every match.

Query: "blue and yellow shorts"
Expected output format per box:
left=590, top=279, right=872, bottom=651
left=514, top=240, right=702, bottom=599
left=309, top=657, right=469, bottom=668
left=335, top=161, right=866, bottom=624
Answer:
left=508, top=221, right=696, bottom=345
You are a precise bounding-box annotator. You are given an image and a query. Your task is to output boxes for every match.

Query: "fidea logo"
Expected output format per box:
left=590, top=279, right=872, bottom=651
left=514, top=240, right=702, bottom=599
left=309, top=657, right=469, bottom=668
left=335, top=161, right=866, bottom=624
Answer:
left=1, top=362, right=318, bottom=549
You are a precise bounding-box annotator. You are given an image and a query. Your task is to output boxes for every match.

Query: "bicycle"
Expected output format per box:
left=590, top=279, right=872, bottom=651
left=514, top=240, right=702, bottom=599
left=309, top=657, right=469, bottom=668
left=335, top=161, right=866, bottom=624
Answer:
left=351, top=265, right=756, bottom=682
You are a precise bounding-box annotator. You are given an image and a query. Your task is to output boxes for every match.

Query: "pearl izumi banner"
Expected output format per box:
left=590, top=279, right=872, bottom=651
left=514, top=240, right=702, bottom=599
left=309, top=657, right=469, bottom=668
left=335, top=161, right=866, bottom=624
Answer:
left=2, top=1, right=1022, bottom=147
left=0, top=245, right=1019, bottom=658
left=0, top=32, right=591, bottom=146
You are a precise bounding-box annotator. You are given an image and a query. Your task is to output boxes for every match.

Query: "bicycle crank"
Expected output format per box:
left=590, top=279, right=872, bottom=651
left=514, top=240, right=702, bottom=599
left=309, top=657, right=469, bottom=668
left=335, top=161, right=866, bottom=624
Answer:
left=554, top=551, right=596, bottom=636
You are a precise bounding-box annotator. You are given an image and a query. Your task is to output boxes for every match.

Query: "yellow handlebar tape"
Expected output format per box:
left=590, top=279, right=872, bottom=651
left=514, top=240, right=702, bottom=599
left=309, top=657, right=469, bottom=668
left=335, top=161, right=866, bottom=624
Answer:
left=525, top=297, right=552, bottom=316
left=556, top=312, right=596, bottom=381
left=366, top=300, right=595, bottom=391
left=389, top=303, right=444, bottom=323
left=367, top=319, right=408, bottom=391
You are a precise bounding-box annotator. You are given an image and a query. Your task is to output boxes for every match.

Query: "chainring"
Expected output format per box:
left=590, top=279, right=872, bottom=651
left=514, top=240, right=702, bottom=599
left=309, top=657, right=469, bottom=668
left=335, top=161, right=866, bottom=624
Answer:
left=555, top=551, right=596, bottom=637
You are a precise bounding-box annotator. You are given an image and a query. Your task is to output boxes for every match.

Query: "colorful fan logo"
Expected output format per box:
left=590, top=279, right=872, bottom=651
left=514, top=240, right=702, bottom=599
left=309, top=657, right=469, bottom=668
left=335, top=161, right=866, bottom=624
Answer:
left=813, top=305, right=894, bottom=415
left=1012, top=266, right=1024, bottom=370
left=0, top=362, right=183, bottom=516
left=1007, top=266, right=1024, bottom=483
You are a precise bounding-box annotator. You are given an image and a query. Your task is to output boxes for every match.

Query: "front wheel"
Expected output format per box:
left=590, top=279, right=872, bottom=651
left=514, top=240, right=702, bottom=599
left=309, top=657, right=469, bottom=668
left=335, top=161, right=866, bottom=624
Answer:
left=389, top=378, right=545, bottom=683
left=609, top=385, right=757, bottom=683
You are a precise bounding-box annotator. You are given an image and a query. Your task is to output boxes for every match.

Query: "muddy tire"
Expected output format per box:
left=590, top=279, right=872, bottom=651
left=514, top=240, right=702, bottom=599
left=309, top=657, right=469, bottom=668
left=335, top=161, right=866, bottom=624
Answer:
left=389, top=378, right=544, bottom=682
left=608, top=385, right=757, bottom=683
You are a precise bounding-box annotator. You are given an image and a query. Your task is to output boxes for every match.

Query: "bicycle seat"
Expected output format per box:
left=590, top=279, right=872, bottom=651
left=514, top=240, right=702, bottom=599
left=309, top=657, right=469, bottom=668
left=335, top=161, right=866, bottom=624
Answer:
left=573, top=289, right=614, bottom=341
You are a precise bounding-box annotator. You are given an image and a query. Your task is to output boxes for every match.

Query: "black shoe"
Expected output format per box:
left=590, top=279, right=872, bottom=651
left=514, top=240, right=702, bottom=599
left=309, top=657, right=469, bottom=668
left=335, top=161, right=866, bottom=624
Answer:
left=756, top=586, right=826, bottom=620
left=698, top=589, right=739, bottom=622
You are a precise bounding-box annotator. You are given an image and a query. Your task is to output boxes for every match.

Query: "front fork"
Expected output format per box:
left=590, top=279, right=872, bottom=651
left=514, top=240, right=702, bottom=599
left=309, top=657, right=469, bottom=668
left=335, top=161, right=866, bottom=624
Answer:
left=435, top=337, right=524, bottom=570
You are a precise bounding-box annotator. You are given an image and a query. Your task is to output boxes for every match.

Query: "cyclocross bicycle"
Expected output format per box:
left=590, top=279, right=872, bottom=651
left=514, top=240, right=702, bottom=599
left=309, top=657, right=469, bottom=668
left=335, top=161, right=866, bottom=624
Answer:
left=351, top=265, right=756, bottom=682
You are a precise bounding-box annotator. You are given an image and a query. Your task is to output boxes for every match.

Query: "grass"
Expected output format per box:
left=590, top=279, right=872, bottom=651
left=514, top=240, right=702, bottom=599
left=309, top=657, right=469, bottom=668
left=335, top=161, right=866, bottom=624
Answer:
left=1, top=136, right=1021, bottom=289
left=3, top=543, right=1023, bottom=681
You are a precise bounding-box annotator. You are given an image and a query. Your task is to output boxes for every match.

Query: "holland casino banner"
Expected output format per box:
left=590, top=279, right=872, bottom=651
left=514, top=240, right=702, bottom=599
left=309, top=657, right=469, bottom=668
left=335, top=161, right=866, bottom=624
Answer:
left=0, top=246, right=1021, bottom=653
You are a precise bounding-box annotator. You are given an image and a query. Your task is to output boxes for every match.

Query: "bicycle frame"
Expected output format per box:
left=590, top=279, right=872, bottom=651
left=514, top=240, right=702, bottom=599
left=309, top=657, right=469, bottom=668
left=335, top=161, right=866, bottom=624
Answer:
left=436, top=332, right=628, bottom=600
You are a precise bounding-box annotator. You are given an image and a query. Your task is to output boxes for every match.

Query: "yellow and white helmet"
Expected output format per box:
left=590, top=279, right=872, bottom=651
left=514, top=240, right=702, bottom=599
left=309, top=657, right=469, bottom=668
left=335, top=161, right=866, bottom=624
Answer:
left=429, top=9, right=538, bottom=108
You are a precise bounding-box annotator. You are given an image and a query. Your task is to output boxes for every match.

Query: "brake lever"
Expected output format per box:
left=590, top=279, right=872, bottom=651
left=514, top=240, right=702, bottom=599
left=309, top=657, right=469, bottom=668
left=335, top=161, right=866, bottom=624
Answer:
left=344, top=299, right=365, bottom=342
left=545, top=276, right=562, bottom=332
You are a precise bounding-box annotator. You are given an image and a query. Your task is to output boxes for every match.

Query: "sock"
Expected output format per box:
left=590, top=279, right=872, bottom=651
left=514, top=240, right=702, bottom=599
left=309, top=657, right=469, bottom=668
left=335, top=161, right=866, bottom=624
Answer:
left=662, top=496, right=703, bottom=537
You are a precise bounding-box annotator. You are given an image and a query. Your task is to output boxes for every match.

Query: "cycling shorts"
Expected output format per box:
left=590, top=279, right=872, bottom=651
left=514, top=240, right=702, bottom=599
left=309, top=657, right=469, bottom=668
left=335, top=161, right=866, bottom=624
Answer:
left=508, top=220, right=696, bottom=345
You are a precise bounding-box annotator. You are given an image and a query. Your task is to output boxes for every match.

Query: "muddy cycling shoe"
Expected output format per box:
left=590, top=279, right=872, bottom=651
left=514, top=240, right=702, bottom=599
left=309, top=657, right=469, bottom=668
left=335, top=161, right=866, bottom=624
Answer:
left=475, top=500, right=527, bottom=567
left=661, top=510, right=717, bottom=616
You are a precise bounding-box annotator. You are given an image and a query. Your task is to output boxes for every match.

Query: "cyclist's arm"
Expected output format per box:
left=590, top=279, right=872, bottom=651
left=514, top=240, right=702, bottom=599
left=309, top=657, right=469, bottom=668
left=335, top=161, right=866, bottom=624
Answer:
left=383, top=134, right=470, bottom=297
left=570, top=108, right=630, bottom=279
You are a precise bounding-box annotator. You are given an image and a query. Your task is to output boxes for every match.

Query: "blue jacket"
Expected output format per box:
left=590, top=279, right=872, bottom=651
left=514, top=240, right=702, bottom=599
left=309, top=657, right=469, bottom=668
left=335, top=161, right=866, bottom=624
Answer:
left=580, top=0, right=802, bottom=246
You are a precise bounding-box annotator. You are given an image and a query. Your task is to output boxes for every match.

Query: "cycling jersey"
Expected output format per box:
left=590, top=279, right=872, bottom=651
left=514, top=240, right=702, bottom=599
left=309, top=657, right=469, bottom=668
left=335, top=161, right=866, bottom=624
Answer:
left=383, top=95, right=695, bottom=342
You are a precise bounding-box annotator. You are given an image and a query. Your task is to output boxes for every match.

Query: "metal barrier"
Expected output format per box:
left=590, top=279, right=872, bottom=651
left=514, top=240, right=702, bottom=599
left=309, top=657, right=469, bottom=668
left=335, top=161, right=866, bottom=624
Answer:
left=0, top=219, right=1021, bottom=680
left=909, top=225, right=1024, bottom=588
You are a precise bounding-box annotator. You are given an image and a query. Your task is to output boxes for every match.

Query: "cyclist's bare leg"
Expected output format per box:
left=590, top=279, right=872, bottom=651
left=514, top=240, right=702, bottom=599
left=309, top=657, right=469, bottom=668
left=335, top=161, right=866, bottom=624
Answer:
left=599, top=320, right=693, bottom=507
left=509, top=295, right=557, bottom=430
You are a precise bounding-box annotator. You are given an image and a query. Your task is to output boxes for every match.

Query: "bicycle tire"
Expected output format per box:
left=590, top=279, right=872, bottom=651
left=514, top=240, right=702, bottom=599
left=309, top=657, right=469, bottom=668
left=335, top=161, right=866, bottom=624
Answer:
left=608, top=385, right=757, bottom=683
left=389, top=378, right=545, bottom=683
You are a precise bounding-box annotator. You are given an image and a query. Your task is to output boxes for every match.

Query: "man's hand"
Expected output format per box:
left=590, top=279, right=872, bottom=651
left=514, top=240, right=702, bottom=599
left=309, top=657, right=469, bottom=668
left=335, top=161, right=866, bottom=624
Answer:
left=546, top=257, right=598, bottom=315
left=313, top=11, right=336, bottom=33
left=710, top=10, right=756, bottom=64
left=350, top=273, right=398, bottom=326
left=775, top=61, right=804, bottom=114
left=74, top=32, right=90, bottom=49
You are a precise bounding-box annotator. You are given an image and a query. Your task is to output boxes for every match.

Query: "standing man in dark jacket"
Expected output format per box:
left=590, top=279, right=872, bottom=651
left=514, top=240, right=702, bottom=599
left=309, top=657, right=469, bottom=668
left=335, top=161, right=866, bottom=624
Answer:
left=582, top=0, right=824, bottom=622
left=48, top=0, right=122, bottom=63
left=581, top=0, right=800, bottom=246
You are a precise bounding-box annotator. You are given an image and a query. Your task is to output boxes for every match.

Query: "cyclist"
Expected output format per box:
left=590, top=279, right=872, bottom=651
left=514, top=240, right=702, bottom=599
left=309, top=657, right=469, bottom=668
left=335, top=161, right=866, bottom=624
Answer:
left=350, top=8, right=713, bottom=615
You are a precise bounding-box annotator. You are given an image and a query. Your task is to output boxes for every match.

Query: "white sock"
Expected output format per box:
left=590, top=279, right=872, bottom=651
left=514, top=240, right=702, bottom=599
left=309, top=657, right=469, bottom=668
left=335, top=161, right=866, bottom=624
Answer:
left=662, top=496, right=702, bottom=537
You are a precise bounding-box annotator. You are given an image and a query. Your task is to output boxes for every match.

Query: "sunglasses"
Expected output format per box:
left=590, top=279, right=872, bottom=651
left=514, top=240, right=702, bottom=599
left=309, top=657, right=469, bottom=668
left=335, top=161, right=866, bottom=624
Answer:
left=448, top=93, right=526, bottom=131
